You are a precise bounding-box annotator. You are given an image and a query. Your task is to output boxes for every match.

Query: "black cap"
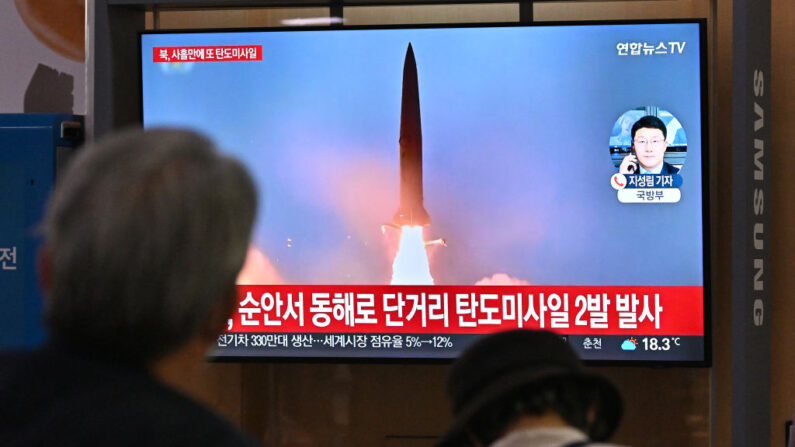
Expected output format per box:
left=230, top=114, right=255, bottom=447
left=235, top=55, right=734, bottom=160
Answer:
left=437, top=330, right=623, bottom=447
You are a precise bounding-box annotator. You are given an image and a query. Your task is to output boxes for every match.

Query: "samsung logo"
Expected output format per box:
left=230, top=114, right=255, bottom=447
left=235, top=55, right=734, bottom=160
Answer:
left=752, top=68, right=765, bottom=327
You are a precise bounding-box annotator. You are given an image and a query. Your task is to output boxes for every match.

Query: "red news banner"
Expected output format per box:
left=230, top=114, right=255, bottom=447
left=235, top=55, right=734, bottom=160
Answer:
left=230, top=286, right=703, bottom=336
left=153, top=46, right=262, bottom=63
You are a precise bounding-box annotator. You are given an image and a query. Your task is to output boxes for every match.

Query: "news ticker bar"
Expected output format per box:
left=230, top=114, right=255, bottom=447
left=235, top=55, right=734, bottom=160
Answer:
left=232, top=285, right=704, bottom=335
left=211, top=332, right=704, bottom=362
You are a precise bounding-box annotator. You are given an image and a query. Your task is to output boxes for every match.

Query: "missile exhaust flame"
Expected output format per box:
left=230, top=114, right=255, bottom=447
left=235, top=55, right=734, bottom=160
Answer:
left=390, top=225, right=434, bottom=285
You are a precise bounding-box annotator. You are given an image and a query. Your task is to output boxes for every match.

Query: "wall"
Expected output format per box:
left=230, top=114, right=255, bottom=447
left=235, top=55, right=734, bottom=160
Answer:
left=770, top=0, right=795, bottom=445
left=0, top=1, right=85, bottom=114
left=711, top=0, right=733, bottom=445
left=711, top=0, right=795, bottom=445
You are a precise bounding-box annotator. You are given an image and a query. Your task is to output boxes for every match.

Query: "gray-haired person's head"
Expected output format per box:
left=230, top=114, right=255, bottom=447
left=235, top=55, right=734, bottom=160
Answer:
left=41, top=128, right=257, bottom=364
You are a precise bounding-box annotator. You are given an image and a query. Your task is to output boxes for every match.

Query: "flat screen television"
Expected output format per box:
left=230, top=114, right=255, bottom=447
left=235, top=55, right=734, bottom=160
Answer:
left=140, top=20, right=709, bottom=364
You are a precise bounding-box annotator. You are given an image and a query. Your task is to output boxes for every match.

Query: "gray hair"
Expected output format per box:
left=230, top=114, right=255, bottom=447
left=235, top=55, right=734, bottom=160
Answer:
left=42, top=128, right=257, bottom=363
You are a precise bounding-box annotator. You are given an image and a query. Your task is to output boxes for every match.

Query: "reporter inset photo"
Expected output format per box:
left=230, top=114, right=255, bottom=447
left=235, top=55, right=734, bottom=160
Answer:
left=609, top=107, right=687, bottom=175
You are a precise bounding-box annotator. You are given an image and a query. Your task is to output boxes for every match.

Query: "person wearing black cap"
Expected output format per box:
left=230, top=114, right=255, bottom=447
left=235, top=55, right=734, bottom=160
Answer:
left=438, top=330, right=627, bottom=447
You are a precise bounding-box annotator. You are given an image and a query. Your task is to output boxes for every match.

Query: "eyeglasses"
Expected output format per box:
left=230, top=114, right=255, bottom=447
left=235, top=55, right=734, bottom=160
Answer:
left=634, top=138, right=665, bottom=147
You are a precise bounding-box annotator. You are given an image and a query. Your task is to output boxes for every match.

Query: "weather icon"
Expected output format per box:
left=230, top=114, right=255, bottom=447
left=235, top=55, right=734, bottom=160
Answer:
left=621, top=337, right=638, bottom=351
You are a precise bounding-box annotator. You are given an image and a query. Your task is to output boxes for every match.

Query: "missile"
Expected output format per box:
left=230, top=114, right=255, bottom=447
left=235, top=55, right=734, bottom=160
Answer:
left=393, top=43, right=431, bottom=227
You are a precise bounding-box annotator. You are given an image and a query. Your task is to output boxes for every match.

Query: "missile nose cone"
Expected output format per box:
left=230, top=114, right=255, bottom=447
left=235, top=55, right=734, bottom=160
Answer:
left=405, top=42, right=415, bottom=62
left=400, top=44, right=421, bottom=146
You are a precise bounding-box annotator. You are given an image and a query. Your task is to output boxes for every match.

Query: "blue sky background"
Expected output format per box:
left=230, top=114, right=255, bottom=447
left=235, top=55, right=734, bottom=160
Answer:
left=141, top=23, right=704, bottom=286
